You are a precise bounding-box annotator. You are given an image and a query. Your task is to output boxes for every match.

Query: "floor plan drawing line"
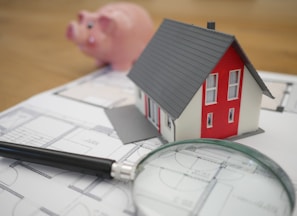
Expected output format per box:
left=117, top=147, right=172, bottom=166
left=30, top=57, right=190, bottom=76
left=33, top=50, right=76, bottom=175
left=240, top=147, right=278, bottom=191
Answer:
left=53, top=67, right=110, bottom=96
left=92, top=125, right=115, bottom=136
left=39, top=207, right=59, bottom=216
left=20, top=162, right=53, bottom=179
left=0, top=107, right=40, bottom=135
left=0, top=182, right=24, bottom=199
left=41, top=126, right=79, bottom=149
left=56, top=68, right=135, bottom=109
left=191, top=177, right=218, bottom=215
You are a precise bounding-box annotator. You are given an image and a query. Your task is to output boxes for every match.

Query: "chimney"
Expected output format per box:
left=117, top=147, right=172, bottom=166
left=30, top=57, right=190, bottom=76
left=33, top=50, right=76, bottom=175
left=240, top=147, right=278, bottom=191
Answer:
left=207, top=21, right=215, bottom=30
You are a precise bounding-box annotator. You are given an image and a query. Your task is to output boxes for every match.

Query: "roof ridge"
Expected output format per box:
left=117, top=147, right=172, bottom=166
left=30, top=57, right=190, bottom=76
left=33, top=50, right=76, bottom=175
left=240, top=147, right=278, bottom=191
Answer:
left=163, top=18, right=236, bottom=40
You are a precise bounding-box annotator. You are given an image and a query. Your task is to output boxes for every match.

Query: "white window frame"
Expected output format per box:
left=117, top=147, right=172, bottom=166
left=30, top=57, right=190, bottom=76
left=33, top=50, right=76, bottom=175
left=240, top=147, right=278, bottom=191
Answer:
left=205, top=73, right=218, bottom=105
left=147, top=97, right=158, bottom=127
left=228, top=69, right=241, bottom=101
left=228, top=108, right=235, bottom=123
left=207, top=112, right=213, bottom=128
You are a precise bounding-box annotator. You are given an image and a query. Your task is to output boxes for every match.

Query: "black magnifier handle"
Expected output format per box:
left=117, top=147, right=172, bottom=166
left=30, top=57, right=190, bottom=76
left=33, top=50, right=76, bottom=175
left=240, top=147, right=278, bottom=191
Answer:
left=0, top=140, right=133, bottom=180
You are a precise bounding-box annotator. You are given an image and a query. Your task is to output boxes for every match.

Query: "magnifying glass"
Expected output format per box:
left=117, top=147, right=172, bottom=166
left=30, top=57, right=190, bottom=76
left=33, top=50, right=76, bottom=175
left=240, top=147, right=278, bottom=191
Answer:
left=0, top=139, right=295, bottom=216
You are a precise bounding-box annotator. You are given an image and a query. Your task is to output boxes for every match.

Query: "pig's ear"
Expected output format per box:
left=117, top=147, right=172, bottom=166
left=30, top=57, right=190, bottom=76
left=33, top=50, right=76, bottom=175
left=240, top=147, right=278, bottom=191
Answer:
left=98, top=15, right=115, bottom=34
left=78, top=10, right=88, bottom=23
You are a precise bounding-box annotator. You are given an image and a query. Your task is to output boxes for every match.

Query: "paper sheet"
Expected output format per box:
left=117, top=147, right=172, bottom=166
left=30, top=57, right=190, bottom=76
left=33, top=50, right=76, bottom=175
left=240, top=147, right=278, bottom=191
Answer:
left=0, top=67, right=296, bottom=215
left=0, top=68, right=163, bottom=215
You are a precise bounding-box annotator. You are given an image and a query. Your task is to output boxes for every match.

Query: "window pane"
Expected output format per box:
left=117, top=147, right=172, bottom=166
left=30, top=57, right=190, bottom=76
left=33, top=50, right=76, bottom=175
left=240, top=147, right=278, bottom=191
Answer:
left=206, top=74, right=218, bottom=104
left=207, top=74, right=217, bottom=88
left=228, top=86, right=238, bottom=99
left=207, top=113, right=213, bottom=128
left=148, top=98, right=151, bottom=118
left=138, top=89, right=142, bottom=99
left=206, top=90, right=216, bottom=103
left=229, top=71, right=239, bottom=84
left=167, top=115, right=172, bottom=129
left=229, top=108, right=235, bottom=123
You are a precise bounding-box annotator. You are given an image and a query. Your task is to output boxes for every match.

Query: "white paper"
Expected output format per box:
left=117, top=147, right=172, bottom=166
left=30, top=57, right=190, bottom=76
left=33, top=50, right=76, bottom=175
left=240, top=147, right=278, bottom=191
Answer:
left=0, top=68, right=296, bottom=215
left=0, top=68, right=163, bottom=216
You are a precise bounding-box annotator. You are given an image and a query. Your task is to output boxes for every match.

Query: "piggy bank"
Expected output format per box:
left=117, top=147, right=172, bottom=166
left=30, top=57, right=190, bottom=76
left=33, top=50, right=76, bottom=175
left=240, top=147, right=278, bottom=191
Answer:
left=66, top=2, right=154, bottom=70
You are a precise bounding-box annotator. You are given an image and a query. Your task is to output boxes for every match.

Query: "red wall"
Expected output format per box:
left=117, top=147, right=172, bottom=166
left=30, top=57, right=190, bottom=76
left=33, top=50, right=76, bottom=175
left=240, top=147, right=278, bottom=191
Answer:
left=201, top=45, right=244, bottom=138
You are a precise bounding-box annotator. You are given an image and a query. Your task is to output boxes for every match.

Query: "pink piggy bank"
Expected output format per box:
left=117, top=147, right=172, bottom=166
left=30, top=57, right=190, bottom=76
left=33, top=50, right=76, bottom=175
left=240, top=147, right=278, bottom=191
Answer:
left=66, top=2, right=154, bottom=70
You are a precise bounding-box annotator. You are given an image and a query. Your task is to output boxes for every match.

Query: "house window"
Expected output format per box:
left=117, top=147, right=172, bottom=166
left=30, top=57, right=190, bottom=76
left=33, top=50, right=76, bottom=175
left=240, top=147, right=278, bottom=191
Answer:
left=205, top=73, right=218, bottom=105
left=166, top=114, right=172, bottom=129
left=147, top=97, right=158, bottom=127
left=228, top=70, right=240, bottom=100
left=207, top=113, right=213, bottom=128
left=228, top=108, right=235, bottom=123
left=137, top=88, right=142, bottom=99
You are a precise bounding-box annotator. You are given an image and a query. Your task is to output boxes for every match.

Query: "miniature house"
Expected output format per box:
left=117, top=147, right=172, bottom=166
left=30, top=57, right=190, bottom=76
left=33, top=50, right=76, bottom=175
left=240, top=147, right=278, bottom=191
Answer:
left=128, top=19, right=273, bottom=142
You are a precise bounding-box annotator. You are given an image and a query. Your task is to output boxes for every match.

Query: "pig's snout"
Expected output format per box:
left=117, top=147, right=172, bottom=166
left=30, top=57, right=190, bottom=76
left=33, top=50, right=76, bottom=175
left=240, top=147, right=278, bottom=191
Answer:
left=66, top=22, right=92, bottom=46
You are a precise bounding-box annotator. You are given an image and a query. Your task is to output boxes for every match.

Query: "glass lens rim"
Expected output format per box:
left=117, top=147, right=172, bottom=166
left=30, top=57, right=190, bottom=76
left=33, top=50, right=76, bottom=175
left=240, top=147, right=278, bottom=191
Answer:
left=135, top=138, right=295, bottom=209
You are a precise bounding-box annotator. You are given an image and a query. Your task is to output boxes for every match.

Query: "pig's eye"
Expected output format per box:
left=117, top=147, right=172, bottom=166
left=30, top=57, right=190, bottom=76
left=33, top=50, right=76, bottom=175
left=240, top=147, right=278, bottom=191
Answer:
left=87, top=22, right=94, bottom=29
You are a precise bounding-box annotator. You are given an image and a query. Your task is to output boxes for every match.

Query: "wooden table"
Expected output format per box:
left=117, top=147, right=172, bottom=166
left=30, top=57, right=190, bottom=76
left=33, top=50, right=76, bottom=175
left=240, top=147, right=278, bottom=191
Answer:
left=0, top=0, right=296, bottom=111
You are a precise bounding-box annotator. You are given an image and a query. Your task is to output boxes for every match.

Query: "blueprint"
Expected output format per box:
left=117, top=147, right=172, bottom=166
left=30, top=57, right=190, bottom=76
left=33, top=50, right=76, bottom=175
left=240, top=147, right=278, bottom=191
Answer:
left=0, top=68, right=163, bottom=216
left=0, top=67, right=296, bottom=215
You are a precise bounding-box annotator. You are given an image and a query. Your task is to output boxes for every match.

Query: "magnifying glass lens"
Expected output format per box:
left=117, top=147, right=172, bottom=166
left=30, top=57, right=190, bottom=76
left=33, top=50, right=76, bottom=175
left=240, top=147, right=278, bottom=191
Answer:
left=132, top=140, right=294, bottom=216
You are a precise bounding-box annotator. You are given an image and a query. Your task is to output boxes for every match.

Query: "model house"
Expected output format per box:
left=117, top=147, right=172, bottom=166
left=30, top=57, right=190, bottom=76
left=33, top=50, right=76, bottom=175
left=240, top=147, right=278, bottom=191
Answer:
left=128, top=19, right=274, bottom=142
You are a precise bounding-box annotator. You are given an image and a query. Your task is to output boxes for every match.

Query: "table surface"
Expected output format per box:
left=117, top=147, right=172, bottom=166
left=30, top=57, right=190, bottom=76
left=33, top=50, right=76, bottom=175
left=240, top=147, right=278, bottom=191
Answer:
left=0, top=0, right=296, bottom=111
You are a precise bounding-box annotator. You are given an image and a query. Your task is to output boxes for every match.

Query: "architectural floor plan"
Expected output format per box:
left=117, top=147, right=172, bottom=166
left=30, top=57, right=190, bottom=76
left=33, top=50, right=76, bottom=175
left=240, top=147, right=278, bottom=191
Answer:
left=0, top=68, right=296, bottom=215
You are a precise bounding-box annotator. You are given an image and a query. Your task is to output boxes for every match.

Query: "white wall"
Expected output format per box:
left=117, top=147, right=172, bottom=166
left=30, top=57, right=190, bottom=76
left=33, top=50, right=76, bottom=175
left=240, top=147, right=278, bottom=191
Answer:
left=174, top=88, right=202, bottom=141
left=135, top=87, right=145, bottom=114
left=238, top=66, right=263, bottom=134
left=135, top=87, right=203, bottom=142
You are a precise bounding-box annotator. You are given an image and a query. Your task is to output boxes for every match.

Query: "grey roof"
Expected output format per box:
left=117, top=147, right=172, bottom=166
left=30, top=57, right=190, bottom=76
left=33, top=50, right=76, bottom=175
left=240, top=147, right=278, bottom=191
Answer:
left=128, top=19, right=273, bottom=120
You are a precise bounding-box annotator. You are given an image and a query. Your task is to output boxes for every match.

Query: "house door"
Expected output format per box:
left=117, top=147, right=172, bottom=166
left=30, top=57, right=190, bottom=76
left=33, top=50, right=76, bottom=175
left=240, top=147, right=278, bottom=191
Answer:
left=147, top=97, right=160, bottom=129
